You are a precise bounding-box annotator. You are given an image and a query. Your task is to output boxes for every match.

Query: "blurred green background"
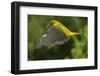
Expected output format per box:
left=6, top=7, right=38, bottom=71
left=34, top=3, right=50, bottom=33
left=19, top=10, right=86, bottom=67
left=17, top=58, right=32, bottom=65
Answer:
left=28, top=15, right=88, bottom=61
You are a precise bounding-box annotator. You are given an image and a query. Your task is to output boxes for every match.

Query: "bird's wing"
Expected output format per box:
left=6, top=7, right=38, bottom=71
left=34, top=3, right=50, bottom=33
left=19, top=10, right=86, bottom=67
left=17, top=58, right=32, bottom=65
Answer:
left=36, top=26, right=68, bottom=48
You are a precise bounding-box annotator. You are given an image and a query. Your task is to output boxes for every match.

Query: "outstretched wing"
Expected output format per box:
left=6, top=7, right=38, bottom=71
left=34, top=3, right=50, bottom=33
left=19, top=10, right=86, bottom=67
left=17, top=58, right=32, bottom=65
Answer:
left=36, top=26, right=68, bottom=48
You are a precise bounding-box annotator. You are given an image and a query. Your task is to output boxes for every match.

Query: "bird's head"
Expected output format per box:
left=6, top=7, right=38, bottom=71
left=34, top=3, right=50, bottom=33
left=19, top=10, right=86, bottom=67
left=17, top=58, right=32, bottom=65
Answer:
left=50, top=20, right=62, bottom=26
left=46, top=20, right=61, bottom=29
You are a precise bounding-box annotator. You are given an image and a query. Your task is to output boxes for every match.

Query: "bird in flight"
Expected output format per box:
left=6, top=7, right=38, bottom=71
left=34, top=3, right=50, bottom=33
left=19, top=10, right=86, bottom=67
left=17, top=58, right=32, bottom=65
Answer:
left=36, top=20, right=80, bottom=48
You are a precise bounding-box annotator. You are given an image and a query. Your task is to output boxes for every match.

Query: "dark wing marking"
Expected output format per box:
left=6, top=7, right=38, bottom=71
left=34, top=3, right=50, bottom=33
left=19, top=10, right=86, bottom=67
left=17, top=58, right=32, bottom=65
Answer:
left=36, top=26, right=68, bottom=48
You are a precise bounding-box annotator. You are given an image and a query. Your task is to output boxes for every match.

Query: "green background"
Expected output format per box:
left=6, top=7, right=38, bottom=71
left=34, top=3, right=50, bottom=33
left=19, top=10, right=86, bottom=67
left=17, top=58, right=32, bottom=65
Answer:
left=28, top=15, right=88, bottom=61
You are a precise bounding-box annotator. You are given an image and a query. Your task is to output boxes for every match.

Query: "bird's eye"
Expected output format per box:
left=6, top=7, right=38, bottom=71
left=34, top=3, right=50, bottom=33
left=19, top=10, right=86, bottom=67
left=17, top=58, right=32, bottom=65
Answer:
left=50, top=22, right=54, bottom=26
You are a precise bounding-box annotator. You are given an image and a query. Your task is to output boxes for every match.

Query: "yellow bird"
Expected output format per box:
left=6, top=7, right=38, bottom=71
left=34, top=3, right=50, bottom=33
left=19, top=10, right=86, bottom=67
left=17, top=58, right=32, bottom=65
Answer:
left=37, top=20, right=80, bottom=48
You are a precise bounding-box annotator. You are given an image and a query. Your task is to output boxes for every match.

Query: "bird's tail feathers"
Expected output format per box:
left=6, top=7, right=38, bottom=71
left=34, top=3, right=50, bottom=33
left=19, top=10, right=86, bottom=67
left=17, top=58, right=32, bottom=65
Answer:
left=70, top=32, right=80, bottom=36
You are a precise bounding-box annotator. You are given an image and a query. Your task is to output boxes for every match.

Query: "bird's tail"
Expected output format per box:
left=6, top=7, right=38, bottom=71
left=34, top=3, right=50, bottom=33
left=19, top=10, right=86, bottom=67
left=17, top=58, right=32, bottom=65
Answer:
left=70, top=32, right=80, bottom=36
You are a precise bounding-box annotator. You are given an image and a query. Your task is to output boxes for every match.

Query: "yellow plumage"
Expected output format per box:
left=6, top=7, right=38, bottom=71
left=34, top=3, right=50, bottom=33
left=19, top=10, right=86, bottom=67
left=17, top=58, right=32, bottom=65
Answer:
left=50, top=20, right=80, bottom=37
